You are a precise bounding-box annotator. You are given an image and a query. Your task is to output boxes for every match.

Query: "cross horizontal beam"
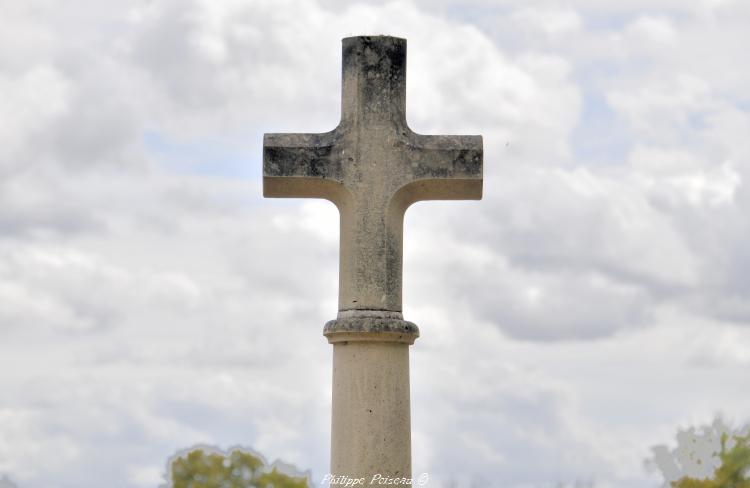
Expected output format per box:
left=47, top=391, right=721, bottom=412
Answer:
left=263, top=36, right=482, bottom=312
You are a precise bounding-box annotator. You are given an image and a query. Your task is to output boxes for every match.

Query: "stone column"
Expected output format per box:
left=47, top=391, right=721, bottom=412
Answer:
left=325, top=312, right=419, bottom=481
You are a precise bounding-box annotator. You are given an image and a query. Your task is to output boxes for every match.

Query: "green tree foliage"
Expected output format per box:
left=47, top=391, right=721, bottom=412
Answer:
left=649, top=418, right=750, bottom=488
left=169, top=447, right=309, bottom=488
left=672, top=430, right=750, bottom=488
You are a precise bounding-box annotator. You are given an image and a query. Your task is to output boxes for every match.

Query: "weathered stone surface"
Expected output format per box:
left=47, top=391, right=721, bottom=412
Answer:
left=330, top=341, right=412, bottom=479
left=264, top=36, right=483, bottom=313
left=324, top=310, right=419, bottom=344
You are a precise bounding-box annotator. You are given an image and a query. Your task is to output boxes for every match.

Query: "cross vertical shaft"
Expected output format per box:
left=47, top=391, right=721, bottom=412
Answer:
left=263, top=35, right=483, bottom=482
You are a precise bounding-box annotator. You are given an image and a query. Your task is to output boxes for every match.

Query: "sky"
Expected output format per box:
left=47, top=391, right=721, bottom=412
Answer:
left=1, top=0, right=749, bottom=487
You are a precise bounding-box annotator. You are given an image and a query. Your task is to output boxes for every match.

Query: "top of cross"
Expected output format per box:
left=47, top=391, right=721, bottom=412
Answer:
left=263, top=36, right=482, bottom=314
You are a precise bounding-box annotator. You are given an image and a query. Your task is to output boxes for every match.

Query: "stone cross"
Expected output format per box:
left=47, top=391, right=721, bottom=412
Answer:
left=263, top=36, right=482, bottom=481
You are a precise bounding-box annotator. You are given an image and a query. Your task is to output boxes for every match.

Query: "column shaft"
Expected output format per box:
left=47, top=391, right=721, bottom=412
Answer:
left=330, top=341, right=412, bottom=479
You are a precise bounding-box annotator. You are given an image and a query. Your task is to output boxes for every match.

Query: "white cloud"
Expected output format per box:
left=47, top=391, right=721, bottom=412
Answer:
left=128, top=464, right=164, bottom=488
left=625, top=15, right=678, bottom=44
left=0, top=65, right=70, bottom=169
left=607, top=73, right=714, bottom=142
left=0, top=408, right=81, bottom=482
left=511, top=7, right=583, bottom=37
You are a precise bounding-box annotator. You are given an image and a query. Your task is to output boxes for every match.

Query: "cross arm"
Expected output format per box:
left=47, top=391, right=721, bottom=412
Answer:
left=395, top=133, right=483, bottom=207
left=263, top=131, right=348, bottom=203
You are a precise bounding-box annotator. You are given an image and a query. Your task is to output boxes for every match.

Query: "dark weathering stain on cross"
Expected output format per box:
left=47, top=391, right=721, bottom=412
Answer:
left=344, top=35, right=406, bottom=108
left=407, top=144, right=483, bottom=179
left=264, top=142, right=342, bottom=180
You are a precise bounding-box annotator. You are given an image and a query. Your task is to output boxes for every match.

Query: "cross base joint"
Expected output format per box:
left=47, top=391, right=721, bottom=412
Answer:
left=324, top=310, right=419, bottom=344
